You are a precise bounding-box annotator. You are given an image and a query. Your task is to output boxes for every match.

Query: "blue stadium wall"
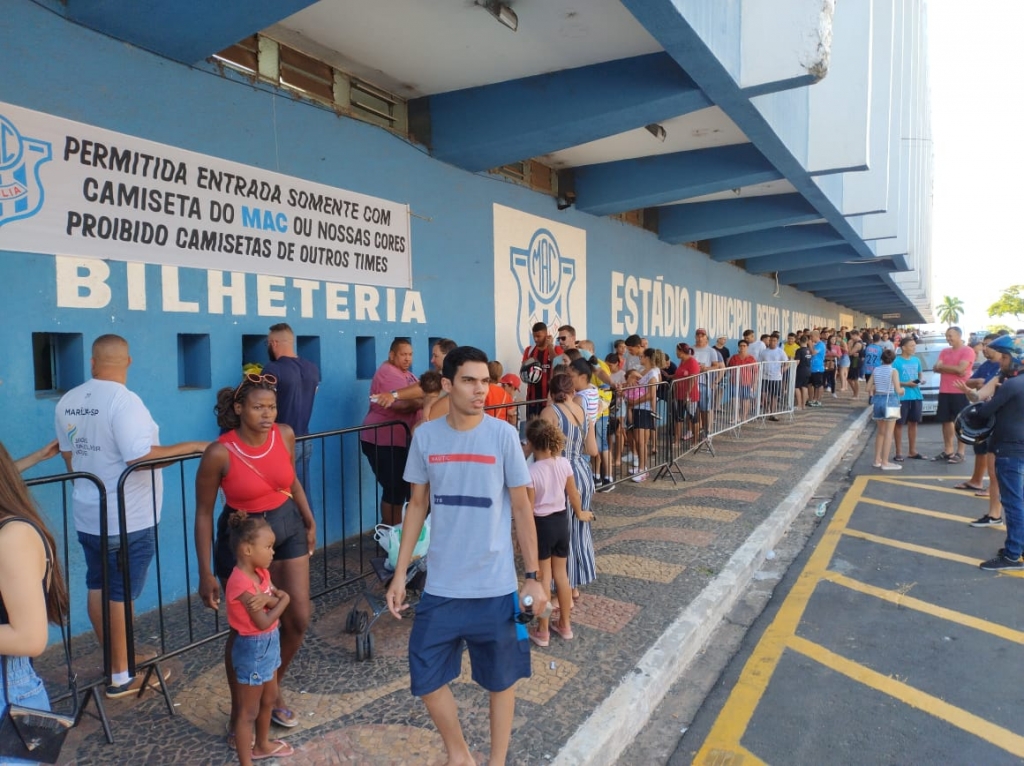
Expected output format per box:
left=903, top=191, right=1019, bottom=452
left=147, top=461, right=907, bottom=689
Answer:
left=2, top=0, right=870, bottom=628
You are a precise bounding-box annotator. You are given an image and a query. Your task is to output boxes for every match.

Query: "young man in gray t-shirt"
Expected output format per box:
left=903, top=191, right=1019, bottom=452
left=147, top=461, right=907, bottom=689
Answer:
left=387, top=346, right=546, bottom=765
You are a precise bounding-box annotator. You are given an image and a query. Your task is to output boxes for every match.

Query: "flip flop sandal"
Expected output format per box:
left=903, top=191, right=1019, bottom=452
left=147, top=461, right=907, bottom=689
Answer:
left=271, top=708, right=299, bottom=728
left=252, top=740, right=295, bottom=760
left=953, top=482, right=983, bottom=490
left=931, top=452, right=952, bottom=461
left=975, top=491, right=990, bottom=498
left=893, top=455, right=905, bottom=463
left=946, top=454, right=965, bottom=464
left=908, top=454, right=926, bottom=460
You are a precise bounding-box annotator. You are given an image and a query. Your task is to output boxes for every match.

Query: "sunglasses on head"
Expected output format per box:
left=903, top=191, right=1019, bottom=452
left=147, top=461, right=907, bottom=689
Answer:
left=234, top=372, right=277, bottom=399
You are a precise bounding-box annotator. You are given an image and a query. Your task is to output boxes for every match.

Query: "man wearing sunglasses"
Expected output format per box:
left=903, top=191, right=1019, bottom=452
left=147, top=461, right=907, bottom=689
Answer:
left=55, top=334, right=209, bottom=698
left=263, top=323, right=320, bottom=485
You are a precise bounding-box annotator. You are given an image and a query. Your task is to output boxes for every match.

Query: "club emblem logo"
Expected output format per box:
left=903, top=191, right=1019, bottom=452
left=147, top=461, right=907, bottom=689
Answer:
left=0, top=114, right=52, bottom=228
left=510, top=228, right=576, bottom=353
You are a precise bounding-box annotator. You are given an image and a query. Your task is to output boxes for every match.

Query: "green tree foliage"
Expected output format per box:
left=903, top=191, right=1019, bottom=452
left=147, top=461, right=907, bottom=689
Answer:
left=987, top=285, right=1024, bottom=320
left=986, top=323, right=1014, bottom=335
left=936, top=295, right=964, bottom=326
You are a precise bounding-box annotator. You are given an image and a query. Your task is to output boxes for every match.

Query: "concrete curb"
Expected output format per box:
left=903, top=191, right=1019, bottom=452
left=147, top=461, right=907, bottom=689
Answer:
left=553, top=407, right=872, bottom=766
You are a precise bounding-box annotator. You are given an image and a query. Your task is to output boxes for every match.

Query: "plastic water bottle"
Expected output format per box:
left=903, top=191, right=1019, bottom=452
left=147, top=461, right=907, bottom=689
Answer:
left=815, top=501, right=829, bottom=518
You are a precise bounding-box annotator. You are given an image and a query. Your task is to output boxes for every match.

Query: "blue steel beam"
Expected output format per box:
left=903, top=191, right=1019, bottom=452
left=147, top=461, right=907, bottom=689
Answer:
left=778, top=255, right=909, bottom=285
left=708, top=223, right=846, bottom=262
left=852, top=297, right=914, bottom=309
left=658, top=194, right=820, bottom=243
left=806, top=286, right=888, bottom=303
left=743, top=245, right=861, bottom=274
left=574, top=143, right=781, bottom=217
left=422, top=53, right=711, bottom=172
left=65, top=0, right=317, bottom=64
left=620, top=0, right=879, bottom=265
left=800, top=277, right=888, bottom=294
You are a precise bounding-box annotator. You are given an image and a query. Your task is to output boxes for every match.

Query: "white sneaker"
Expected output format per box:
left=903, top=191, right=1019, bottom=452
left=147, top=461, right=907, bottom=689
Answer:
left=880, top=463, right=903, bottom=471
left=631, top=472, right=649, bottom=482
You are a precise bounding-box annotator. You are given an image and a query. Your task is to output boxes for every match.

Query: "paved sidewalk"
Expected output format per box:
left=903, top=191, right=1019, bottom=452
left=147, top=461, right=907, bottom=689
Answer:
left=54, top=397, right=868, bottom=765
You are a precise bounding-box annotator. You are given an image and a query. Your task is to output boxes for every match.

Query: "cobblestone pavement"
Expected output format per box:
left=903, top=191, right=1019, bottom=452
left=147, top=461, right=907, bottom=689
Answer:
left=50, top=397, right=867, bottom=765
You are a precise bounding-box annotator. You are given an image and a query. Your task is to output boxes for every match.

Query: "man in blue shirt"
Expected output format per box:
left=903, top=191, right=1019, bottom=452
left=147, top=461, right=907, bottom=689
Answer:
left=807, top=330, right=826, bottom=407
left=892, top=337, right=924, bottom=461
left=263, top=323, right=320, bottom=485
left=862, top=334, right=883, bottom=382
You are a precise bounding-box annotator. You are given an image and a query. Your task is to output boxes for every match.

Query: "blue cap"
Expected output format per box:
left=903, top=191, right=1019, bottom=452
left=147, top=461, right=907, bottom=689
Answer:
left=988, top=335, right=1024, bottom=365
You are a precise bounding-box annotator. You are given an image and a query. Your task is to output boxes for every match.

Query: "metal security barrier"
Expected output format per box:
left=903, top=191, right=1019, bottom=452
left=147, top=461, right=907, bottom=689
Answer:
left=112, top=419, right=410, bottom=714
left=23, top=471, right=116, bottom=743
left=493, top=361, right=798, bottom=490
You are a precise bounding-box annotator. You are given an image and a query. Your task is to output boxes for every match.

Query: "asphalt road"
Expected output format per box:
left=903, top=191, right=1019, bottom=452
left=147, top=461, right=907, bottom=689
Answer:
left=675, top=423, right=1024, bottom=766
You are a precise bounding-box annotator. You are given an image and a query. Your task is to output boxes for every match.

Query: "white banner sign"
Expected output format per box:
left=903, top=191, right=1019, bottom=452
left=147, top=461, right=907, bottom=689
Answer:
left=0, top=101, right=411, bottom=288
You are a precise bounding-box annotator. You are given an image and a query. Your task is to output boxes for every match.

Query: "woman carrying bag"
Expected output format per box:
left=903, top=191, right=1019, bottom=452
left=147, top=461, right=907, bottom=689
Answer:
left=0, top=442, right=73, bottom=765
left=867, top=349, right=905, bottom=471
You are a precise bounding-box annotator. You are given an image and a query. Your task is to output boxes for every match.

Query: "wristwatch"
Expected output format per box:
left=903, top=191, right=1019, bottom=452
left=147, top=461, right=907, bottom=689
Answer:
left=524, top=571, right=538, bottom=581
left=390, top=389, right=399, bottom=400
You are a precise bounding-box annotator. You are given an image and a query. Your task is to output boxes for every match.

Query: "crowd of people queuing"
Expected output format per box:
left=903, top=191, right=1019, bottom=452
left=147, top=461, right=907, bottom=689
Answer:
left=4, top=319, right=1023, bottom=765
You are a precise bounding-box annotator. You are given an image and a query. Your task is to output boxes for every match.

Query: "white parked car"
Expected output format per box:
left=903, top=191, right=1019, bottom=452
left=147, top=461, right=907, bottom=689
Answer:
left=912, top=335, right=948, bottom=418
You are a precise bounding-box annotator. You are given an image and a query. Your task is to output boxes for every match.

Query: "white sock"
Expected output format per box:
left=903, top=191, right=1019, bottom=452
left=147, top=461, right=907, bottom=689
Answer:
left=111, top=671, right=131, bottom=686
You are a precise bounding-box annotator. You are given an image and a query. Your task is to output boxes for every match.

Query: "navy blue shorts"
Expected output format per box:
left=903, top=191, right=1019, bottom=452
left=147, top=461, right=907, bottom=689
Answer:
left=232, top=627, right=282, bottom=686
left=898, top=400, right=923, bottom=425
left=78, top=526, right=155, bottom=602
left=408, top=592, right=530, bottom=696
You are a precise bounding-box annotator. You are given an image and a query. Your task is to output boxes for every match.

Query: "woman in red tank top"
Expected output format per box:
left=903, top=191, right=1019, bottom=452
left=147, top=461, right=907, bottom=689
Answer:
left=195, top=374, right=316, bottom=742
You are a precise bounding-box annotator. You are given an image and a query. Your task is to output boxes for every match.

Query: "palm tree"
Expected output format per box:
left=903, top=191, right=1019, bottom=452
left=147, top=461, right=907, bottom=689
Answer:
left=936, top=295, right=964, bottom=326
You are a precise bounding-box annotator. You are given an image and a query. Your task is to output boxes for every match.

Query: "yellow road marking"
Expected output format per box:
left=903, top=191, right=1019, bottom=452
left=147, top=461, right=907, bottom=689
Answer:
left=872, top=477, right=986, bottom=495
left=695, top=474, right=1024, bottom=763
left=693, top=475, right=870, bottom=763
left=842, top=528, right=1024, bottom=578
left=859, top=496, right=974, bottom=524
left=700, top=744, right=765, bottom=765
left=788, top=635, right=1024, bottom=757
left=821, top=571, right=1024, bottom=644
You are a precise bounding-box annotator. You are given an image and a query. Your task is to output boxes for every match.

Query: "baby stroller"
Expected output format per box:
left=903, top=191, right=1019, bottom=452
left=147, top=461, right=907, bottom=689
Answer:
left=344, top=516, right=429, bottom=661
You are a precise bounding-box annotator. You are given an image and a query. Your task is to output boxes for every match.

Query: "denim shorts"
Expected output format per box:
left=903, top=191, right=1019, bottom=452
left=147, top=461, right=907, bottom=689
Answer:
left=872, top=394, right=899, bottom=420
left=232, top=627, right=282, bottom=686
left=0, top=656, right=51, bottom=766
left=594, top=416, right=609, bottom=453
left=77, top=526, right=155, bottom=602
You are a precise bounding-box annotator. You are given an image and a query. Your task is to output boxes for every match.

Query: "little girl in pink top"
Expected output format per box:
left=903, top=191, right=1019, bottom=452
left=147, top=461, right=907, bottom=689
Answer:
left=525, top=418, right=591, bottom=646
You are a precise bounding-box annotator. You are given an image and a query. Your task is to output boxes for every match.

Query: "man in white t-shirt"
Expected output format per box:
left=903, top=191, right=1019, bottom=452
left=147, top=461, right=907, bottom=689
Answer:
left=758, top=334, right=790, bottom=420
left=386, top=346, right=544, bottom=766
left=691, top=329, right=724, bottom=438
left=55, top=335, right=207, bottom=699
left=745, top=329, right=767, bottom=360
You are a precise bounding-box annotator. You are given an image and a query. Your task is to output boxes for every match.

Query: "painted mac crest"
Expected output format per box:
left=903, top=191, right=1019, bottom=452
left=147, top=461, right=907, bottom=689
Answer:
left=493, top=204, right=586, bottom=373
left=512, top=228, right=575, bottom=342
left=0, top=114, right=52, bottom=228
